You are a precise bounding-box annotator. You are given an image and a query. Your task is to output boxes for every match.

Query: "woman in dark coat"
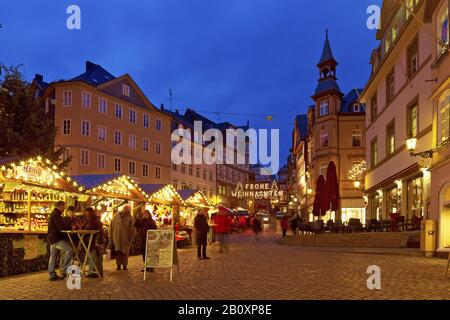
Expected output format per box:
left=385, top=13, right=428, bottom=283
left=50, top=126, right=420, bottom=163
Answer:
left=134, top=210, right=157, bottom=271
left=85, top=207, right=105, bottom=277
left=252, top=216, right=263, bottom=240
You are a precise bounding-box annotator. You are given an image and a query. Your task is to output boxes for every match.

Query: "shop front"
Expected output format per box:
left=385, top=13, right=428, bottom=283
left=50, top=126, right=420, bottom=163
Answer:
left=0, top=157, right=84, bottom=277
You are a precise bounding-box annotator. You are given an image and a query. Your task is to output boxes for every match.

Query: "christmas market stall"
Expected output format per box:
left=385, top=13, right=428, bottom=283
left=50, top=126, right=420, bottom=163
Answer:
left=0, top=156, right=85, bottom=277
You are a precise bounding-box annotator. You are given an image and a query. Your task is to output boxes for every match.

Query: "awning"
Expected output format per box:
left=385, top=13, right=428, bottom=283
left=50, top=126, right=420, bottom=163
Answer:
left=178, top=189, right=212, bottom=208
left=140, top=184, right=184, bottom=205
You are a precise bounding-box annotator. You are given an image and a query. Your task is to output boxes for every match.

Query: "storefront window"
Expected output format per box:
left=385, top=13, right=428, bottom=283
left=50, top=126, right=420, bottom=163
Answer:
left=407, top=176, right=423, bottom=219
left=341, top=208, right=366, bottom=224
left=369, top=193, right=382, bottom=220
left=386, top=186, right=399, bottom=214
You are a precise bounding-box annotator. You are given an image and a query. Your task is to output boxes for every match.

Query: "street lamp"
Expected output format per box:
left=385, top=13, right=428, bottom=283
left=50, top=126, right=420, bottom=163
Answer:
left=405, top=136, right=449, bottom=159
left=353, top=181, right=361, bottom=189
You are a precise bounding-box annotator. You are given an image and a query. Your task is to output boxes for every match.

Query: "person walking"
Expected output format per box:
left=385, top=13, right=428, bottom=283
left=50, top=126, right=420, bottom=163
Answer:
left=252, top=216, right=262, bottom=240
left=47, top=201, right=74, bottom=281
left=134, top=210, right=157, bottom=271
left=291, top=214, right=300, bottom=236
left=194, top=209, right=210, bottom=260
left=84, top=207, right=105, bottom=278
left=110, top=205, right=134, bottom=270
left=280, top=215, right=289, bottom=238
left=213, top=211, right=231, bottom=253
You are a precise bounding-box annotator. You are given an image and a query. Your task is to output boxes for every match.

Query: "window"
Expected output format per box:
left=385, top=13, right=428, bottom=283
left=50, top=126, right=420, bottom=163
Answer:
left=155, top=142, right=162, bottom=155
left=129, top=109, right=137, bottom=124
left=386, top=121, right=396, bottom=156
left=319, top=100, right=329, bottom=116
left=156, top=118, right=162, bottom=131
left=128, top=135, right=136, bottom=150
left=203, top=169, right=207, bottom=180
left=195, top=168, right=200, bottom=178
left=98, top=126, right=107, bottom=142
left=188, top=165, right=193, bottom=176
left=405, top=0, right=417, bottom=20
left=209, top=171, right=213, bottom=182
left=439, top=91, right=450, bottom=143
left=320, top=129, right=329, bottom=148
left=439, top=6, right=449, bottom=53
left=142, top=163, right=149, bottom=177
left=129, top=161, right=136, bottom=175
left=352, top=129, right=362, bottom=147
left=63, top=148, right=71, bottom=162
left=114, top=130, right=122, bottom=145
left=407, top=103, right=418, bottom=138
left=115, top=104, right=123, bottom=119
left=370, top=94, right=378, bottom=122
left=155, top=166, right=161, bottom=180
left=122, top=84, right=130, bottom=97
left=173, top=180, right=178, bottom=189
left=97, top=153, right=106, bottom=169
left=82, top=91, right=91, bottom=108
left=143, top=139, right=150, bottom=152
left=114, top=158, right=121, bottom=172
left=352, top=103, right=361, bottom=113
left=385, top=36, right=391, bottom=53
left=80, top=149, right=89, bottom=166
left=81, top=120, right=91, bottom=137
left=62, top=119, right=71, bottom=135
left=98, top=97, right=107, bottom=114
left=172, top=163, right=177, bottom=171
left=392, top=25, right=398, bottom=43
left=181, top=164, right=186, bottom=174
left=181, top=182, right=187, bottom=190
left=407, top=38, right=419, bottom=78
left=319, top=162, right=327, bottom=178
left=371, top=138, right=378, bottom=167
left=143, top=114, right=149, bottom=128
left=63, top=90, right=72, bottom=107
left=386, top=70, right=395, bottom=104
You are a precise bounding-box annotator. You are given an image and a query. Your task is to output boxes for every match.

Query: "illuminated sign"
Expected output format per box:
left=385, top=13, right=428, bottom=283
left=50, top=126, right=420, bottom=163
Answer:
left=231, top=181, right=284, bottom=200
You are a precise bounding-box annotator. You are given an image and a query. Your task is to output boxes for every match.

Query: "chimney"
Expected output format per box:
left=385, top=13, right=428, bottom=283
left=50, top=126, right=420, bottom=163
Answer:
left=34, top=74, right=43, bottom=82
left=85, top=61, right=97, bottom=72
left=160, top=103, right=165, bottom=110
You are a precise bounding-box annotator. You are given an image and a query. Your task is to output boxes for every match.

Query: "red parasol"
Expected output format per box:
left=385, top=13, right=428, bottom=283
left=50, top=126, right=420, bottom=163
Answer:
left=325, top=161, right=340, bottom=212
left=312, top=175, right=326, bottom=217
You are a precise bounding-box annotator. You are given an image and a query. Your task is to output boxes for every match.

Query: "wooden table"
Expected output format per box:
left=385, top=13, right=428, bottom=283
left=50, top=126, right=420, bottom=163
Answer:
left=62, top=230, right=102, bottom=278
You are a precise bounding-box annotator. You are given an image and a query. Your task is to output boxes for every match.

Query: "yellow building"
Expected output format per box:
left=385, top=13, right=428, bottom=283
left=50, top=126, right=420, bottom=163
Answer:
left=361, top=1, right=436, bottom=224
left=34, top=61, right=172, bottom=184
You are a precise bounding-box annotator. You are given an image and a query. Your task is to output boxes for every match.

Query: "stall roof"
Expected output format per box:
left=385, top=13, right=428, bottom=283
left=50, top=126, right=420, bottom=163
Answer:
left=178, top=189, right=211, bottom=207
left=178, top=189, right=197, bottom=201
left=71, top=174, right=120, bottom=189
left=140, top=184, right=184, bottom=204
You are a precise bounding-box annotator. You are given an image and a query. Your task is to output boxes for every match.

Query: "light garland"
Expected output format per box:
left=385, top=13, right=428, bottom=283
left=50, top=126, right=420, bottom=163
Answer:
left=87, top=175, right=147, bottom=200
left=348, top=160, right=367, bottom=181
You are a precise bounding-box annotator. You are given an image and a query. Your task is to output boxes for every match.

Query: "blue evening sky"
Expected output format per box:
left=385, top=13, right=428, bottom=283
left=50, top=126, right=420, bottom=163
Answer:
left=0, top=0, right=382, bottom=168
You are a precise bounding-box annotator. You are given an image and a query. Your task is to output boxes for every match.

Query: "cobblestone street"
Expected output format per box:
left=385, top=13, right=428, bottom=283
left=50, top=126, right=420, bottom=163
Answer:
left=1, top=230, right=450, bottom=300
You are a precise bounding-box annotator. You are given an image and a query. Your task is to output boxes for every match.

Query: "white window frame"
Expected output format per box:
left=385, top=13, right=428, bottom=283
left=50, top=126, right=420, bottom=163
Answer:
left=129, top=109, right=137, bottom=124
left=122, top=84, right=130, bottom=97
left=115, top=103, right=123, bottom=119
left=438, top=90, right=450, bottom=144
left=114, top=130, right=122, bottom=145
left=320, top=129, right=329, bottom=148
left=143, top=114, right=149, bottom=128
left=81, top=119, right=91, bottom=137
left=319, top=100, right=329, bottom=116
left=155, top=142, right=162, bottom=155
left=155, top=166, right=161, bottom=180
left=98, top=125, right=107, bottom=142
left=82, top=91, right=91, bottom=109
left=98, top=97, right=108, bottom=114
left=97, top=153, right=106, bottom=169
left=352, top=129, right=362, bottom=147
left=129, top=134, right=137, bottom=150
left=114, top=157, right=122, bottom=172
left=63, top=90, right=72, bottom=107
left=142, top=163, right=149, bottom=177
left=129, top=161, right=136, bottom=175
left=143, top=138, right=150, bottom=152
left=156, top=118, right=162, bottom=131
left=80, top=149, right=90, bottom=166
left=62, top=119, right=71, bottom=135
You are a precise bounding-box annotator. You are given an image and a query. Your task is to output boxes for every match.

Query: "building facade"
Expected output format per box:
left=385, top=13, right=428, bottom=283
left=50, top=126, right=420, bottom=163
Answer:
left=35, top=61, right=172, bottom=184
left=362, top=0, right=435, bottom=224
left=306, top=32, right=367, bottom=222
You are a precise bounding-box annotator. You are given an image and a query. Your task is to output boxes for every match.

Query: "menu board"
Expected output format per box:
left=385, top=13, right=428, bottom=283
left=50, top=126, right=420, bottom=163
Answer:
left=145, top=230, right=175, bottom=268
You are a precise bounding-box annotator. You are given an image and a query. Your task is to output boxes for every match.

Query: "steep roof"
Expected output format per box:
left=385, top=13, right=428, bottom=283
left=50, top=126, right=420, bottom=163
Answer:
left=317, top=30, right=336, bottom=66
left=315, top=78, right=341, bottom=95
left=295, top=115, right=308, bottom=140
left=70, top=61, right=116, bottom=86
left=341, top=89, right=365, bottom=113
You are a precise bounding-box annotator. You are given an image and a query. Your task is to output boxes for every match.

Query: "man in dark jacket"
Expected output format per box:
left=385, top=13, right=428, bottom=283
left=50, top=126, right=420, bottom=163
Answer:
left=134, top=210, right=157, bottom=271
left=47, top=201, right=74, bottom=281
left=194, top=210, right=210, bottom=260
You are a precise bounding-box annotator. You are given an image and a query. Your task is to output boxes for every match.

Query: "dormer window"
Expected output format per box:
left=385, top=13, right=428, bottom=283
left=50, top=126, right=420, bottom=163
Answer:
left=352, top=103, right=361, bottom=113
left=320, top=100, right=329, bottom=116
left=122, top=84, right=130, bottom=97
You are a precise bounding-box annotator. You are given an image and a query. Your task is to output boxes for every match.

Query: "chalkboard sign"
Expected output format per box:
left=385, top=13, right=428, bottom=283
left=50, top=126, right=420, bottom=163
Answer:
left=144, top=229, right=178, bottom=281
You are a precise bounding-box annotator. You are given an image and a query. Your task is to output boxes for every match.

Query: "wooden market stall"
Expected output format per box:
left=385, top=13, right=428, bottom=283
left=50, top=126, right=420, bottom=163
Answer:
left=0, top=156, right=85, bottom=277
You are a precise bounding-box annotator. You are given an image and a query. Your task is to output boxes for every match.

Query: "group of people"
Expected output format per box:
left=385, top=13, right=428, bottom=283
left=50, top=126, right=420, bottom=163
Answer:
left=280, top=214, right=305, bottom=238
left=47, top=201, right=159, bottom=281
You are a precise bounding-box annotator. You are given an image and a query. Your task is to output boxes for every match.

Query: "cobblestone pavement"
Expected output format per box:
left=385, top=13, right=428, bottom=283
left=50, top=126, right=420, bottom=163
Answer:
left=1, top=229, right=450, bottom=300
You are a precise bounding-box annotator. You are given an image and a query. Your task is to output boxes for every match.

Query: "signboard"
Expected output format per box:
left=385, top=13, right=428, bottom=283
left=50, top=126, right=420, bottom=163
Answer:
left=144, top=229, right=176, bottom=272
left=2, top=163, right=55, bottom=185
left=231, top=181, right=284, bottom=200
